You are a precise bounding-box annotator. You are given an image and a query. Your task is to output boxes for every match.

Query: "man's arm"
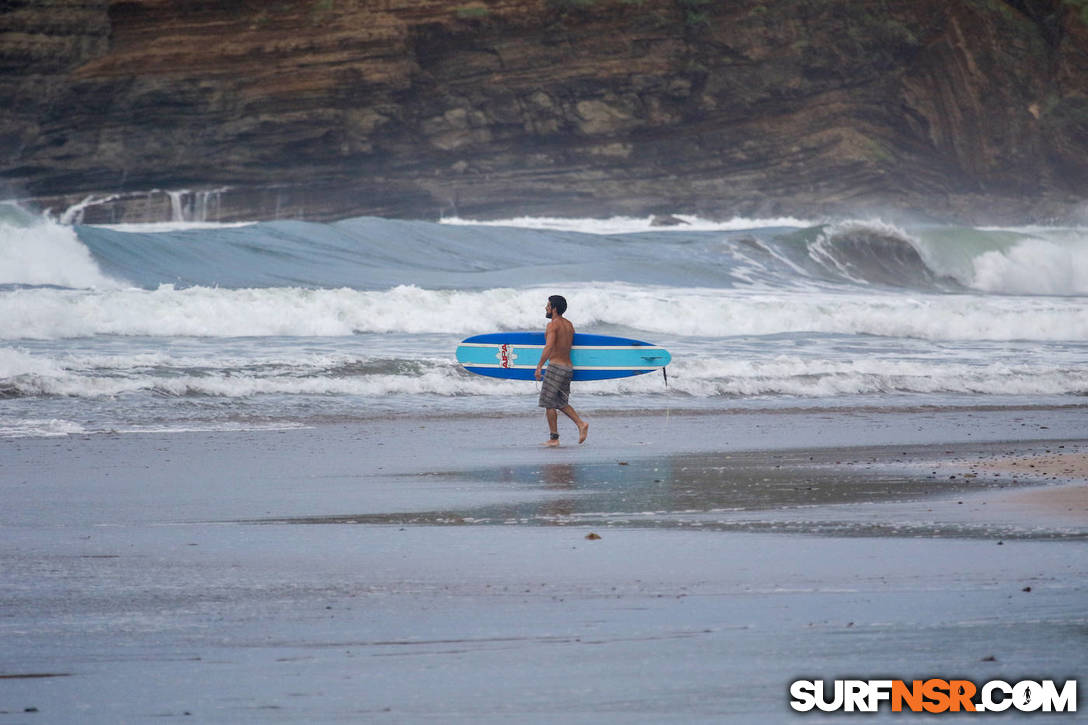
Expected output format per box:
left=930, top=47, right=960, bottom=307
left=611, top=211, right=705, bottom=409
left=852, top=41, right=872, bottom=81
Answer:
left=535, top=322, right=556, bottom=380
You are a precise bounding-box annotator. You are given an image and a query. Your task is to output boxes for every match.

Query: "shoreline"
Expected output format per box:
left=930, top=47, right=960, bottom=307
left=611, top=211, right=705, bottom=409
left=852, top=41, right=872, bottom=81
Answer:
left=8, top=396, right=1086, bottom=439
left=5, top=406, right=1088, bottom=531
left=8, top=396, right=1087, bottom=439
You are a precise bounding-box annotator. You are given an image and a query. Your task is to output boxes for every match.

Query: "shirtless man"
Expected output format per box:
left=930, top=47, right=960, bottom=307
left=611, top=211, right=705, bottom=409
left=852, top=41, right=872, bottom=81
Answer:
left=534, top=295, right=589, bottom=446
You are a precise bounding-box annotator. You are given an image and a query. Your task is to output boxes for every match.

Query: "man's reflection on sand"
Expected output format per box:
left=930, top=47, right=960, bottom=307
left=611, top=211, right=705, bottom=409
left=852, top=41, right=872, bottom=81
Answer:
left=492, top=462, right=579, bottom=522
left=421, top=452, right=965, bottom=524
left=467, top=459, right=679, bottom=525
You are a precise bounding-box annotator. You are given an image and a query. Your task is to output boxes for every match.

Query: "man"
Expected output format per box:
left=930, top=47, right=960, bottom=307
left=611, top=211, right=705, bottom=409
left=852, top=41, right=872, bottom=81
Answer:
left=534, top=295, right=589, bottom=446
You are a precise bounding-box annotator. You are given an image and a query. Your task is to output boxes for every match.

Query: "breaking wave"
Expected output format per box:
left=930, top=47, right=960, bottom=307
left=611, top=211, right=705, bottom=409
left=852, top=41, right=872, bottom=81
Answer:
left=4, top=204, right=1087, bottom=296
left=0, top=203, right=119, bottom=289
left=2, top=283, right=1086, bottom=342
left=3, top=206, right=1087, bottom=437
left=3, top=343, right=1085, bottom=402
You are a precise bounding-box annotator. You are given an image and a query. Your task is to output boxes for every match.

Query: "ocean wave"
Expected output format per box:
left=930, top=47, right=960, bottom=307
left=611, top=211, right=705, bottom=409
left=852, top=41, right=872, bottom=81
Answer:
left=0, top=418, right=87, bottom=438
left=439, top=214, right=817, bottom=234
left=0, top=205, right=120, bottom=289
left=658, top=356, right=1088, bottom=398
left=2, top=283, right=1086, bottom=342
left=807, top=220, right=958, bottom=289
left=3, top=346, right=1084, bottom=401
left=5, top=204, right=1088, bottom=297
left=969, top=238, right=1088, bottom=295
left=5, top=206, right=1086, bottom=437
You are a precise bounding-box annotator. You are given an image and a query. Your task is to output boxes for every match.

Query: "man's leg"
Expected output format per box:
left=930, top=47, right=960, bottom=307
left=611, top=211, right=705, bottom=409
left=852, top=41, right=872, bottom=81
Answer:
left=560, top=405, right=589, bottom=444
left=545, top=408, right=560, bottom=446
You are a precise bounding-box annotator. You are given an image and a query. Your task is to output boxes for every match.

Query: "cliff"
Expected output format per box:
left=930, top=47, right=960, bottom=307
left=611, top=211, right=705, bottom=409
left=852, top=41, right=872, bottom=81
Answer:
left=2, top=0, right=1086, bottom=223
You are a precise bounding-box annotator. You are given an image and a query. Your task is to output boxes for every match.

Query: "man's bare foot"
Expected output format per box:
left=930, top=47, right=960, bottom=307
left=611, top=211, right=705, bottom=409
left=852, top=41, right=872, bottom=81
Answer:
left=544, top=437, right=560, bottom=447
left=578, top=422, right=589, bottom=444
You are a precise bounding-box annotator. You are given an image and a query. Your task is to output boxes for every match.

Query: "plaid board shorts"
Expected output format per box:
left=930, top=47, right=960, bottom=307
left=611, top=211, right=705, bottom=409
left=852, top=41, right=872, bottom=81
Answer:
left=538, top=364, right=573, bottom=409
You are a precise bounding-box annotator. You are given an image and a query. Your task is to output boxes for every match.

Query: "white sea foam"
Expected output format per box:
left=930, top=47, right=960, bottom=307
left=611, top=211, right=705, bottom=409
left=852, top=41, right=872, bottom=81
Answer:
left=3, top=346, right=1083, bottom=400
left=0, top=214, right=120, bottom=288
left=0, top=346, right=66, bottom=378
left=572, top=285, right=1088, bottom=341
left=91, top=221, right=256, bottom=233
left=2, top=283, right=1087, bottom=341
left=440, top=215, right=817, bottom=235
left=646, top=356, right=1088, bottom=398
left=970, top=238, right=1088, bottom=295
left=0, top=361, right=523, bottom=400
left=4, top=206, right=1086, bottom=437
left=0, top=418, right=86, bottom=438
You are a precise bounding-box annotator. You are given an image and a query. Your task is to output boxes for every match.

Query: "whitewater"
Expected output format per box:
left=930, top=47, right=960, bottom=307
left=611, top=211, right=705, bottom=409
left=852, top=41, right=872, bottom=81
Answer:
left=1, top=201, right=1086, bottom=437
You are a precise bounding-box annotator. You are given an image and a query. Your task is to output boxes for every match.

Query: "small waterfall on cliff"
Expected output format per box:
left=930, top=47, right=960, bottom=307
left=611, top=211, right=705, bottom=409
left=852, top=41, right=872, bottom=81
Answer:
left=198, top=189, right=222, bottom=222
left=59, top=194, right=122, bottom=225
left=57, top=188, right=225, bottom=225
left=167, top=190, right=186, bottom=221
left=167, top=189, right=223, bottom=223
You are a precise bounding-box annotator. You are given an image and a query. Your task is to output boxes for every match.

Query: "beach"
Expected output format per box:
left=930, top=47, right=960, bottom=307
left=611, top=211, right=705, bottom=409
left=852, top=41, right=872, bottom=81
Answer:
left=3, top=210, right=1087, bottom=720
left=2, top=405, right=1085, bottom=722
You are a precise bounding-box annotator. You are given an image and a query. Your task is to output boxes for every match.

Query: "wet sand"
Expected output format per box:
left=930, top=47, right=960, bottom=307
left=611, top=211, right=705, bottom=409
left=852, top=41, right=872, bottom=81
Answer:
left=971, top=451, right=1088, bottom=520
left=1004, top=482, right=1088, bottom=514
left=1, top=406, right=1086, bottom=722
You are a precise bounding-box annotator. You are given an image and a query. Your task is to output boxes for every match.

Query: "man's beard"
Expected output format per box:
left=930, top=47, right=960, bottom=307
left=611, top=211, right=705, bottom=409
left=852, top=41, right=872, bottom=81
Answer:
left=545, top=311, right=553, bottom=319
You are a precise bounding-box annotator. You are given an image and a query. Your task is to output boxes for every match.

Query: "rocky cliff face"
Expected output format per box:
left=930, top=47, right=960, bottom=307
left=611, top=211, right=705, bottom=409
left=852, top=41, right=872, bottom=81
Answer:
left=2, top=0, right=1086, bottom=223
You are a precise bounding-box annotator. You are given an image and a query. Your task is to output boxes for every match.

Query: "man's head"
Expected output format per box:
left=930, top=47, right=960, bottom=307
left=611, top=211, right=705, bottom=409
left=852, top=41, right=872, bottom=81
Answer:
left=546, top=295, right=567, bottom=319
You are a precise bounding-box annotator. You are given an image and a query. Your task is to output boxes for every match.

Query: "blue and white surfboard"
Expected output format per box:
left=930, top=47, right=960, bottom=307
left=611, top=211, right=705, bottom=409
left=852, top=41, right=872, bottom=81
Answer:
left=456, top=332, right=671, bottom=381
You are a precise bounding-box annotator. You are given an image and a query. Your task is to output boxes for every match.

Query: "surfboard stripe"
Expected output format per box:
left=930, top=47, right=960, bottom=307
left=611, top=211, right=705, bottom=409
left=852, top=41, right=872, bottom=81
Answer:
left=458, top=343, right=661, bottom=351
left=456, top=348, right=667, bottom=366
left=461, top=332, right=658, bottom=347
left=463, top=363, right=659, bottom=371
left=461, top=366, right=654, bottom=381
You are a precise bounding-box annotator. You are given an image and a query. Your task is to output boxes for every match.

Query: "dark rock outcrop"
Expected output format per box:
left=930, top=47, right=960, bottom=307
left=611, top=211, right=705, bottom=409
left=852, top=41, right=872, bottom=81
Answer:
left=2, top=0, right=1086, bottom=223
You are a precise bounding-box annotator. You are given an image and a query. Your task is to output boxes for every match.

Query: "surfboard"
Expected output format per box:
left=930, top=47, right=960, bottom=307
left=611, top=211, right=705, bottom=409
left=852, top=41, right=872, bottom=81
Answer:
left=456, top=332, right=671, bottom=381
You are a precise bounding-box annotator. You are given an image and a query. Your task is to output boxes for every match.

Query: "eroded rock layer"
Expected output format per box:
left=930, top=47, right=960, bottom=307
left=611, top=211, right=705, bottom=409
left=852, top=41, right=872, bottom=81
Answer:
left=2, top=0, right=1086, bottom=222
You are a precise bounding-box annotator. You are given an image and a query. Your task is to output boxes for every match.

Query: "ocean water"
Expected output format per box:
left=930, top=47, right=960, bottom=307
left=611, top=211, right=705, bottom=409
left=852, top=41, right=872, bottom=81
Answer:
left=1, top=201, right=1087, bottom=438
